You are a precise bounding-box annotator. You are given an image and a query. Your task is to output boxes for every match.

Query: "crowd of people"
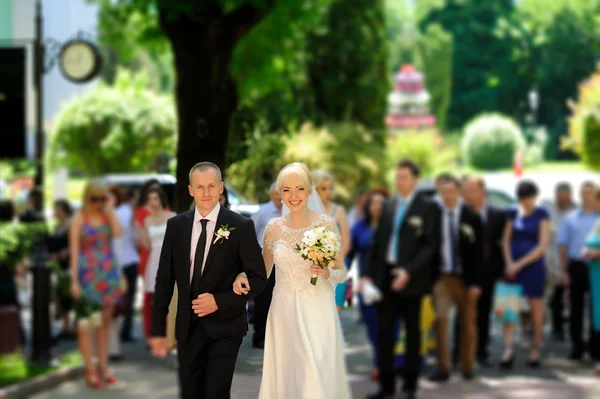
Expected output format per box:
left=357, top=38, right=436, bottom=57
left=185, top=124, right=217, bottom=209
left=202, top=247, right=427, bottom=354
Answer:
left=3, top=159, right=598, bottom=398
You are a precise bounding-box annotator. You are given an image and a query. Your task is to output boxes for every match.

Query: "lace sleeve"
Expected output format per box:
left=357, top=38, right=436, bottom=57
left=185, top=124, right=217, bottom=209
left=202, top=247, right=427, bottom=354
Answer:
left=323, top=216, right=346, bottom=283
left=263, top=219, right=277, bottom=252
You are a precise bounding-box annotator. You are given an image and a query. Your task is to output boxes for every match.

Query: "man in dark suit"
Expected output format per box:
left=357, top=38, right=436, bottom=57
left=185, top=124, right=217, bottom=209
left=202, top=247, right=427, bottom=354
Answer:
left=362, top=160, right=441, bottom=399
left=428, top=174, right=483, bottom=382
left=150, top=162, right=267, bottom=399
left=462, top=176, right=506, bottom=366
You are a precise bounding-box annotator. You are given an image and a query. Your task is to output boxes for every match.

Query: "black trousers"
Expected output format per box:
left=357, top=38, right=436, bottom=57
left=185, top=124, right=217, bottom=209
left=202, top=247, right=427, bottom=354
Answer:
left=253, top=267, right=276, bottom=343
left=568, top=260, right=591, bottom=353
left=120, top=263, right=138, bottom=340
left=549, top=285, right=565, bottom=336
left=178, top=320, right=243, bottom=399
left=377, top=293, right=422, bottom=394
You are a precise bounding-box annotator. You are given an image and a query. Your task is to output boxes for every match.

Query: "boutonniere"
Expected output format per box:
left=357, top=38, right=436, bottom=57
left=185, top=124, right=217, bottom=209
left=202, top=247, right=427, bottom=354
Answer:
left=461, top=224, right=475, bottom=243
left=214, top=224, right=236, bottom=244
left=408, top=216, right=422, bottom=229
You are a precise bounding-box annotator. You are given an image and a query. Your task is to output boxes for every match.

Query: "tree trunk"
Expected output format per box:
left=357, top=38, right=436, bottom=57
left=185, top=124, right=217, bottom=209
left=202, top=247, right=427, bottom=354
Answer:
left=159, top=5, right=271, bottom=212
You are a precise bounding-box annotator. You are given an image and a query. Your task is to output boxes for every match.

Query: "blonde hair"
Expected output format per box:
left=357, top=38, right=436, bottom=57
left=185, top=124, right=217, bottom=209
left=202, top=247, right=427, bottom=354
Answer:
left=82, top=180, right=109, bottom=213
left=276, top=163, right=313, bottom=194
left=311, top=169, right=333, bottom=188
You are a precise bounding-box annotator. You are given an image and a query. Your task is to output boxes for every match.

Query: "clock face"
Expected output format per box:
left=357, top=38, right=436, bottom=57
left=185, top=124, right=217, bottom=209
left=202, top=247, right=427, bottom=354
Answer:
left=59, top=40, right=101, bottom=83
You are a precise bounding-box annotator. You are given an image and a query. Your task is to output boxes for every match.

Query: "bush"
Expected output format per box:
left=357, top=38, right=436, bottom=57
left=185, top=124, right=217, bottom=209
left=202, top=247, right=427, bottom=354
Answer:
left=387, top=132, right=443, bottom=178
left=564, top=67, right=600, bottom=171
left=523, top=127, right=548, bottom=166
left=226, top=122, right=387, bottom=205
left=461, top=113, right=526, bottom=170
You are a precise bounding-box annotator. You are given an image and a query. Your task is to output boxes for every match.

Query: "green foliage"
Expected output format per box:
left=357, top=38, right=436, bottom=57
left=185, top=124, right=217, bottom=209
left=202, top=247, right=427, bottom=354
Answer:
left=305, top=0, right=389, bottom=128
left=49, top=69, right=176, bottom=176
left=387, top=131, right=456, bottom=181
left=581, top=115, right=600, bottom=171
left=417, top=24, right=453, bottom=130
left=0, top=222, right=47, bottom=267
left=523, top=127, right=548, bottom=166
left=461, top=113, right=526, bottom=170
left=0, top=350, right=82, bottom=388
left=226, top=134, right=288, bottom=203
left=227, top=123, right=387, bottom=205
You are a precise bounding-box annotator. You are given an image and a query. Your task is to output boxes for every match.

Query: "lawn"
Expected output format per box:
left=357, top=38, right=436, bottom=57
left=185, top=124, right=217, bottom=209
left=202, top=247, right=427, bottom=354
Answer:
left=0, top=350, right=82, bottom=388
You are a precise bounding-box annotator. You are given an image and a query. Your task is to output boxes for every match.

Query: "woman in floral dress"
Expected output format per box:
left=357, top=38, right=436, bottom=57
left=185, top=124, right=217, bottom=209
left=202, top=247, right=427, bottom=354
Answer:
left=69, top=180, right=122, bottom=389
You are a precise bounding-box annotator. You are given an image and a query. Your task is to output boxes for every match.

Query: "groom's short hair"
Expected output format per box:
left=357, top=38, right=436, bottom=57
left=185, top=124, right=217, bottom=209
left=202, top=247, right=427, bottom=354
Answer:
left=188, top=162, right=222, bottom=183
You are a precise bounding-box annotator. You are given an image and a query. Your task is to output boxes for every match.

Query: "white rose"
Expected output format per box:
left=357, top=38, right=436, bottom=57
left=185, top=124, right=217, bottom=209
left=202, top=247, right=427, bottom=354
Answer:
left=221, top=230, right=230, bottom=238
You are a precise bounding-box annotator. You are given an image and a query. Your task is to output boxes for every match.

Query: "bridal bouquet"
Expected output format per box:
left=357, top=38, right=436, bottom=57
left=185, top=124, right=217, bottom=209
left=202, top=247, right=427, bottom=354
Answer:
left=295, top=226, right=341, bottom=285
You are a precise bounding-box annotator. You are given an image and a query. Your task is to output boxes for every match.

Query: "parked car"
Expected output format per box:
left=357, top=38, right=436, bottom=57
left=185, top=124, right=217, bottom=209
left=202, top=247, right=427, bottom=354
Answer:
left=415, top=181, right=515, bottom=209
left=99, top=174, right=260, bottom=217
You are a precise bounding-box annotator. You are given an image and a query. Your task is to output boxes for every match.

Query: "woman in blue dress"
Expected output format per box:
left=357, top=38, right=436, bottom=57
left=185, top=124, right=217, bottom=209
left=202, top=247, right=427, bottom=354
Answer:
left=501, top=180, right=550, bottom=368
left=581, top=187, right=600, bottom=375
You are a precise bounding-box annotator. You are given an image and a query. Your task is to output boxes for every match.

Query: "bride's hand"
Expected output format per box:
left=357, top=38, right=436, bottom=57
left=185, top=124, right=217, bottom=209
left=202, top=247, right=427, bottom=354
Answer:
left=232, top=273, right=250, bottom=295
left=310, top=265, right=330, bottom=280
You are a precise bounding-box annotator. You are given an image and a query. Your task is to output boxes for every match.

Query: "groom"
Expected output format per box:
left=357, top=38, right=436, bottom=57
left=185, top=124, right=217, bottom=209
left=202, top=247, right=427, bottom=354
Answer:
left=150, top=162, right=267, bottom=399
left=362, top=160, right=441, bottom=399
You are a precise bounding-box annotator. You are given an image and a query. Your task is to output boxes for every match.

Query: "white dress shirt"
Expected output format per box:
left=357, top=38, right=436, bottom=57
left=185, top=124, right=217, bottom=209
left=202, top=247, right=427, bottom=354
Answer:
left=386, top=192, right=415, bottom=265
left=113, top=204, right=140, bottom=268
left=440, top=203, right=463, bottom=274
left=189, top=203, right=221, bottom=284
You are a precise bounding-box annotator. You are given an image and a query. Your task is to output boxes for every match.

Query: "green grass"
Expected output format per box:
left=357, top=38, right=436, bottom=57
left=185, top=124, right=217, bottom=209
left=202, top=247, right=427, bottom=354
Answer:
left=0, top=350, right=82, bottom=388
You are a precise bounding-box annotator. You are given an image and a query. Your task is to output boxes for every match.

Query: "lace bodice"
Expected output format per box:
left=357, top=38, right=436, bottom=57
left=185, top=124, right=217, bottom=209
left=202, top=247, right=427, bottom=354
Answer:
left=148, top=224, right=167, bottom=249
left=263, top=215, right=346, bottom=299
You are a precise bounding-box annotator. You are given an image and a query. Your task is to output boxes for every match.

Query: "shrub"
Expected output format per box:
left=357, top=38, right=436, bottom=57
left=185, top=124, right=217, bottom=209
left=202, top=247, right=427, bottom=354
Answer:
left=461, top=113, right=526, bottom=170
left=226, top=122, right=387, bottom=205
left=564, top=67, right=600, bottom=171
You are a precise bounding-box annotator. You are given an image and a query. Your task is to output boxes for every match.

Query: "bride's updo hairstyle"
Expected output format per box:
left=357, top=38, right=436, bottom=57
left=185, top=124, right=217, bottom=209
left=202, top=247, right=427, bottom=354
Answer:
left=276, top=163, right=313, bottom=194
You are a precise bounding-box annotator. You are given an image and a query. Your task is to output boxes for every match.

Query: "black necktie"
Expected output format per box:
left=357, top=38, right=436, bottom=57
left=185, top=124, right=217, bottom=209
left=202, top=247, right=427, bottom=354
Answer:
left=191, top=219, right=208, bottom=299
left=449, top=211, right=458, bottom=273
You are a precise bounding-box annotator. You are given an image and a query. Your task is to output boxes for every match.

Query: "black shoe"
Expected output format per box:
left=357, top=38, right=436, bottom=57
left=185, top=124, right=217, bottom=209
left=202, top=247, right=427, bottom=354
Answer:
left=428, top=369, right=450, bottom=382
left=527, top=358, right=541, bottom=368
left=462, top=371, right=474, bottom=381
left=367, top=392, right=394, bottom=399
left=252, top=339, right=265, bottom=349
left=121, top=335, right=139, bottom=343
left=477, top=356, right=491, bottom=368
left=551, top=331, right=565, bottom=342
left=568, top=350, right=584, bottom=361
left=499, top=354, right=515, bottom=370
left=109, top=354, right=125, bottom=362
left=403, top=391, right=417, bottom=399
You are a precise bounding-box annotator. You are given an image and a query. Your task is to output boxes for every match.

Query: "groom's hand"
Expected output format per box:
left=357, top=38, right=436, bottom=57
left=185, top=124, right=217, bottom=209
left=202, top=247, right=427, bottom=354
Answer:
left=149, top=337, right=167, bottom=359
left=191, top=293, right=219, bottom=317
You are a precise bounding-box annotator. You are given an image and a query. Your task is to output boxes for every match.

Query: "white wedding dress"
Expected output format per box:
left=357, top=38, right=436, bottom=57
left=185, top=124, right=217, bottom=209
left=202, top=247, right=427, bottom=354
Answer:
left=258, top=215, right=351, bottom=399
left=144, top=224, right=167, bottom=293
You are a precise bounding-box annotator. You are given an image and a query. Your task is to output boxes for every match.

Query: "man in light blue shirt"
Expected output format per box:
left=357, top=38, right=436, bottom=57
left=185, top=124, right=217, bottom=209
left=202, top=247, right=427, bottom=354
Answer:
left=250, top=183, right=282, bottom=348
left=556, top=181, right=600, bottom=359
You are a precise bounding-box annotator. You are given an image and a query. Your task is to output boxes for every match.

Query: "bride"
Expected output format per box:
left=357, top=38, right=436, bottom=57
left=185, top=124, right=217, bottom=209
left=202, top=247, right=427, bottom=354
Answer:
left=233, top=163, right=351, bottom=399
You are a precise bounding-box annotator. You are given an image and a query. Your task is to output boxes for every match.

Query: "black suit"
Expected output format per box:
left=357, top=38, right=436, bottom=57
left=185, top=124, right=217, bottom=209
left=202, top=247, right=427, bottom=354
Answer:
left=452, top=204, right=506, bottom=363
left=151, top=206, right=267, bottom=399
left=363, top=194, right=441, bottom=394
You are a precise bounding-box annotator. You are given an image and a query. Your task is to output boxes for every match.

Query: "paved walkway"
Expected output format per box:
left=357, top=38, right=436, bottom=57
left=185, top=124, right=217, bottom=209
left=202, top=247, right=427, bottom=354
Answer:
left=30, top=307, right=600, bottom=399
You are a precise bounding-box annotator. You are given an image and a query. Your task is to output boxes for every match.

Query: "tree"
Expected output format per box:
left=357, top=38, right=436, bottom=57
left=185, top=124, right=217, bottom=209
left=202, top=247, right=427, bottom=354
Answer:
left=49, top=70, right=176, bottom=176
left=91, top=0, right=333, bottom=212
left=305, top=0, right=389, bottom=128
left=420, top=0, right=515, bottom=128
left=416, top=24, right=453, bottom=130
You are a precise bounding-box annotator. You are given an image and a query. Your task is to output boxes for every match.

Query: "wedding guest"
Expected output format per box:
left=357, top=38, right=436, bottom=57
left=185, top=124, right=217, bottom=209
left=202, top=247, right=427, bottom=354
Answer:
left=362, top=160, right=441, bottom=399
left=348, top=188, right=369, bottom=228
left=19, top=189, right=43, bottom=223
left=49, top=199, right=74, bottom=339
left=110, top=186, right=140, bottom=343
left=543, top=182, right=575, bottom=342
left=581, top=187, right=600, bottom=374
left=69, top=181, right=122, bottom=388
left=312, top=169, right=351, bottom=311
left=428, top=174, right=483, bottom=382
left=462, top=176, right=507, bottom=366
left=139, top=187, right=176, bottom=340
left=557, top=181, right=600, bottom=360
left=347, top=188, right=390, bottom=381
left=500, top=180, right=549, bottom=369
left=250, top=182, right=282, bottom=348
